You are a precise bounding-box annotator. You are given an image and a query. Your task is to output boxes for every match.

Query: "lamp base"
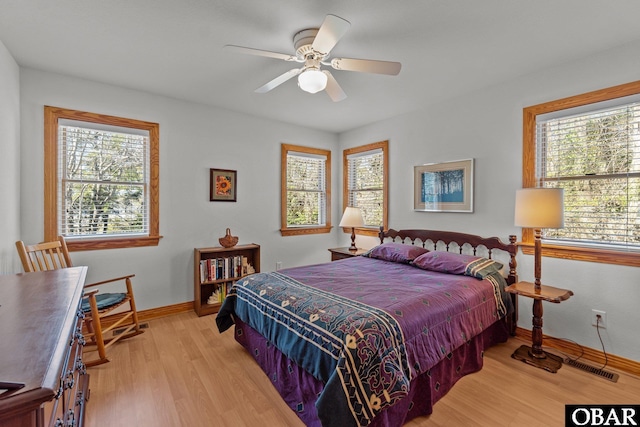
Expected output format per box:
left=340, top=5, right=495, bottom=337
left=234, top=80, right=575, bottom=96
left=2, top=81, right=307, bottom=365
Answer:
left=511, top=344, right=563, bottom=373
left=349, top=227, right=357, bottom=251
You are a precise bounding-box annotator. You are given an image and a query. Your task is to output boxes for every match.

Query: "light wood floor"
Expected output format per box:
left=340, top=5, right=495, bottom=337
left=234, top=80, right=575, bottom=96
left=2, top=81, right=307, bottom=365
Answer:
left=86, top=311, right=640, bottom=427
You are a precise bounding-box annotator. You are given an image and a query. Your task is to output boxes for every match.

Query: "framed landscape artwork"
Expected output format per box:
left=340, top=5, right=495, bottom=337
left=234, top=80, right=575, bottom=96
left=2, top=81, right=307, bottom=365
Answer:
left=210, top=168, right=237, bottom=202
left=413, top=159, right=474, bottom=212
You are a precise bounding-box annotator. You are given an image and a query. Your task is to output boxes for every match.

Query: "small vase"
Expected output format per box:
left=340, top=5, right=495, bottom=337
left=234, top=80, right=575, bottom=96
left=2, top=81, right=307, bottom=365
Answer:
left=219, top=228, right=238, bottom=248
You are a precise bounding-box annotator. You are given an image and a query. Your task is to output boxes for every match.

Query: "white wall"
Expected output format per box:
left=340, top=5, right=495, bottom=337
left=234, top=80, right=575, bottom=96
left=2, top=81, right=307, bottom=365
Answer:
left=0, top=40, right=20, bottom=274
left=339, top=40, right=640, bottom=362
left=19, top=68, right=338, bottom=310
left=11, top=39, right=640, bottom=363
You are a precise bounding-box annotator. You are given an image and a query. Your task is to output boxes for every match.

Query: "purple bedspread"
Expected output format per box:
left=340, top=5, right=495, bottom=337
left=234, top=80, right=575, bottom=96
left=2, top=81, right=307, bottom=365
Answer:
left=217, top=256, right=510, bottom=426
left=281, top=257, right=508, bottom=376
left=234, top=316, right=508, bottom=427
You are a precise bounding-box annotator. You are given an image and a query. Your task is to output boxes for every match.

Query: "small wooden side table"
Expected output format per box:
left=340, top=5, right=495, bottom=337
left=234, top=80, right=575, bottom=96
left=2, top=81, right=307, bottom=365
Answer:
left=505, top=281, right=573, bottom=373
left=328, top=247, right=367, bottom=261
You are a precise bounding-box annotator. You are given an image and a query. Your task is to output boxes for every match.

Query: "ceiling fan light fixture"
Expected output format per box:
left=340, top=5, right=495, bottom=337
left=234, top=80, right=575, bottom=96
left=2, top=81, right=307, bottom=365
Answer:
left=297, top=69, right=327, bottom=94
left=227, top=14, right=400, bottom=100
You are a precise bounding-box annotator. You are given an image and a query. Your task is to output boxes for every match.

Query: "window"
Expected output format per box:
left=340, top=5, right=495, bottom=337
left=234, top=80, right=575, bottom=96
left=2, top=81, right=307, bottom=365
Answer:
left=44, top=106, right=161, bottom=250
left=343, top=141, right=388, bottom=236
left=280, top=144, right=331, bottom=236
left=522, top=81, right=640, bottom=267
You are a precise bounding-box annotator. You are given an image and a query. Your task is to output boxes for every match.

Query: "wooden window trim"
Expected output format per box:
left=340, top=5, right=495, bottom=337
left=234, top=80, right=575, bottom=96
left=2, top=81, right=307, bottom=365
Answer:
left=44, top=106, right=161, bottom=251
left=522, top=80, right=640, bottom=267
left=280, top=144, right=332, bottom=236
left=342, top=140, right=389, bottom=237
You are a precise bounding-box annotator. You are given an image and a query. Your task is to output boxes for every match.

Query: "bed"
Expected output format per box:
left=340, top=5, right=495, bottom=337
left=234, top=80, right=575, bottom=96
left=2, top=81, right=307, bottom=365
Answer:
left=216, top=228, right=518, bottom=427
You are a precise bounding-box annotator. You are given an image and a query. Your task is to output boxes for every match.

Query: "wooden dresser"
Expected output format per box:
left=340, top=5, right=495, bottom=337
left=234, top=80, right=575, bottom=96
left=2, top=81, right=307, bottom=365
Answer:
left=0, top=267, right=90, bottom=427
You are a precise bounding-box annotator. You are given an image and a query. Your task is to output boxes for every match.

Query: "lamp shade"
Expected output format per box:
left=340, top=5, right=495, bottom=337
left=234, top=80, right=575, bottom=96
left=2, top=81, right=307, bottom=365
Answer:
left=339, top=207, right=365, bottom=228
left=298, top=69, right=328, bottom=94
left=514, top=188, right=564, bottom=228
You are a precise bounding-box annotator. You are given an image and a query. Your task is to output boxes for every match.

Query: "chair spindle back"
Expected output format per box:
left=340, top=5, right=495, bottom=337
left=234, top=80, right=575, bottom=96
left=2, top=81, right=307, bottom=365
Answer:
left=15, top=238, right=74, bottom=273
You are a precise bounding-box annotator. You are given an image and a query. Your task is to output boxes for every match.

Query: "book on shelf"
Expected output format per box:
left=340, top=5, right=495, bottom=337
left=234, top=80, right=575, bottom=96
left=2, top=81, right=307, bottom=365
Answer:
left=200, top=255, right=252, bottom=283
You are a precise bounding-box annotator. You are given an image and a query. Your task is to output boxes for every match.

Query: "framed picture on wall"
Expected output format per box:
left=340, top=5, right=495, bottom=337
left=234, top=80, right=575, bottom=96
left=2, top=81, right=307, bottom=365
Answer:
left=210, top=168, right=237, bottom=202
left=413, top=159, right=474, bottom=212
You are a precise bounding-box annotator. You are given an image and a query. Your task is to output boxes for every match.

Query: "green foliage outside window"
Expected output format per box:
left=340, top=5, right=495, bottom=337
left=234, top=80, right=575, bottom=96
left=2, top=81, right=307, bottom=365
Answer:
left=286, top=154, right=326, bottom=226
left=348, top=152, right=383, bottom=227
left=540, top=109, right=640, bottom=247
left=62, top=126, right=148, bottom=237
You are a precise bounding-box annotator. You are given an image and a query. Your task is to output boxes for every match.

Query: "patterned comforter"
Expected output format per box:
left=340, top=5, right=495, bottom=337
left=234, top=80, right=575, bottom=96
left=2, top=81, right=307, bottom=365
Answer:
left=216, top=256, right=512, bottom=427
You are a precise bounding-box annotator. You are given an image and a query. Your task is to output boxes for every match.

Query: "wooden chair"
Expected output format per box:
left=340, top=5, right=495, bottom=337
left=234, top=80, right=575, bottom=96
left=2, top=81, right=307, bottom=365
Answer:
left=15, top=236, right=144, bottom=367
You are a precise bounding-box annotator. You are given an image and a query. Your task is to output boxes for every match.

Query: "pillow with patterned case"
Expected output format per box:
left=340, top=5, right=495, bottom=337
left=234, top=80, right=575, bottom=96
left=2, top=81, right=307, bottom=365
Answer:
left=411, top=251, right=503, bottom=279
left=362, top=242, right=429, bottom=264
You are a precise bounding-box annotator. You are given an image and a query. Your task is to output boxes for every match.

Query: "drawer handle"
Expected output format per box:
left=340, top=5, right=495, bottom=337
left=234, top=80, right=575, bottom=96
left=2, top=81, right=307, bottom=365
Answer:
left=77, top=309, right=85, bottom=319
left=54, top=418, right=64, bottom=427
left=75, top=329, right=86, bottom=346
left=75, top=390, right=84, bottom=407
left=54, top=385, right=63, bottom=399
left=66, top=408, right=76, bottom=427
left=64, top=370, right=75, bottom=389
left=75, top=357, right=87, bottom=375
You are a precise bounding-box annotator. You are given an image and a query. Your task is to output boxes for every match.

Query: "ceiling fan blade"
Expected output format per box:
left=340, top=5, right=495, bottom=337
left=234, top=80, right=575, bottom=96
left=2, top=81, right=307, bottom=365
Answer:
left=331, top=57, right=401, bottom=75
left=224, top=45, right=297, bottom=62
left=323, top=71, right=347, bottom=102
left=311, top=15, right=351, bottom=55
left=255, top=68, right=302, bottom=93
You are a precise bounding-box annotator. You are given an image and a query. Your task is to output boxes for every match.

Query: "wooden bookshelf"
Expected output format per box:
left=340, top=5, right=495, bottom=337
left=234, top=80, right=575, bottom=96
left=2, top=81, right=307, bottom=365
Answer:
left=193, top=244, right=260, bottom=317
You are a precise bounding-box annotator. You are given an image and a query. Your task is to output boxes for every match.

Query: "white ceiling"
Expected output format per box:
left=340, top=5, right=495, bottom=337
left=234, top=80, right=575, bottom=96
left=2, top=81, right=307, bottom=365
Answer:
left=2, top=0, right=640, bottom=133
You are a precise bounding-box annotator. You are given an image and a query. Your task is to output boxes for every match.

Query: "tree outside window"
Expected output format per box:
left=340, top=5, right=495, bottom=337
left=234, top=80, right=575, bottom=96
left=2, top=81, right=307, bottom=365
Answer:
left=522, top=80, right=640, bottom=266
left=280, top=144, right=331, bottom=236
left=343, top=141, right=388, bottom=236
left=44, top=106, right=160, bottom=250
left=539, top=107, right=640, bottom=247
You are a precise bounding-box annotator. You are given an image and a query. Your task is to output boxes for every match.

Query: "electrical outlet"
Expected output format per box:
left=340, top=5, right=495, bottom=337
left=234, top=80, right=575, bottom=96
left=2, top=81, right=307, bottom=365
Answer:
left=591, top=309, right=606, bottom=329
left=276, top=261, right=282, bottom=271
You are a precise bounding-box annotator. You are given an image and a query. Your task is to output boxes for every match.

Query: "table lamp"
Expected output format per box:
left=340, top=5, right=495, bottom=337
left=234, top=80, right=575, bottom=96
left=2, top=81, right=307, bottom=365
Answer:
left=514, top=188, right=564, bottom=291
left=339, top=207, right=364, bottom=251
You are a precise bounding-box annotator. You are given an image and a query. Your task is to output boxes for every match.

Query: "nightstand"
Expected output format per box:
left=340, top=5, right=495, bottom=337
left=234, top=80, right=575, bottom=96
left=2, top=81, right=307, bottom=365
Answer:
left=506, top=281, right=573, bottom=373
left=328, top=247, right=367, bottom=261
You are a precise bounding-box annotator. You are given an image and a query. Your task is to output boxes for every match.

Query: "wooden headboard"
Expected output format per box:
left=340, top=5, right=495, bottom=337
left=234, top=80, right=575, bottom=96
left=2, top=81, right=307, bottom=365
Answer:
left=379, top=227, right=518, bottom=285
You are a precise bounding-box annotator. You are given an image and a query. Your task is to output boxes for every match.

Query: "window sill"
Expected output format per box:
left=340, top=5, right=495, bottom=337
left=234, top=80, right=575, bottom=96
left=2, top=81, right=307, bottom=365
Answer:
left=280, top=226, right=332, bottom=237
left=66, top=235, right=162, bottom=251
left=518, top=241, right=640, bottom=267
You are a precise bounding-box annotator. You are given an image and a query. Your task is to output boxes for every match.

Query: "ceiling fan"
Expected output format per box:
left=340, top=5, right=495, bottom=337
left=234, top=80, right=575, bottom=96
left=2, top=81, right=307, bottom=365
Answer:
left=225, top=14, right=401, bottom=102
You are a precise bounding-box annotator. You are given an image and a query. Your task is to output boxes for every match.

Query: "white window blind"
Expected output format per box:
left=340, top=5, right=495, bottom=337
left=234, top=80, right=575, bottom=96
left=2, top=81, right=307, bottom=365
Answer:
left=58, top=120, right=150, bottom=238
left=536, top=101, right=640, bottom=250
left=286, top=151, right=327, bottom=227
left=347, top=148, right=384, bottom=228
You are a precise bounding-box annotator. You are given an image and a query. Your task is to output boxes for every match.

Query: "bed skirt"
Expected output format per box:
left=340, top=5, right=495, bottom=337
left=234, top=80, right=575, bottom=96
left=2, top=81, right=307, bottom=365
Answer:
left=233, top=317, right=509, bottom=427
